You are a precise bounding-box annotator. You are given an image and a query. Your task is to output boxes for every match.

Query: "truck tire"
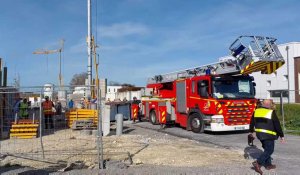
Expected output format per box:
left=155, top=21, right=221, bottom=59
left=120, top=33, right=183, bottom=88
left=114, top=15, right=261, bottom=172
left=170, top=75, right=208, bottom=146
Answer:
left=150, top=110, right=158, bottom=125
left=189, top=113, right=204, bottom=133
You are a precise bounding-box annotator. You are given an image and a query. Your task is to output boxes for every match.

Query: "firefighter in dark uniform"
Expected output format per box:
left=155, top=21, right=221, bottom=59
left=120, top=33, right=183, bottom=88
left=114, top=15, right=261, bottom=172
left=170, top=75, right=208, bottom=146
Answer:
left=250, top=99, right=285, bottom=175
left=132, top=97, right=142, bottom=122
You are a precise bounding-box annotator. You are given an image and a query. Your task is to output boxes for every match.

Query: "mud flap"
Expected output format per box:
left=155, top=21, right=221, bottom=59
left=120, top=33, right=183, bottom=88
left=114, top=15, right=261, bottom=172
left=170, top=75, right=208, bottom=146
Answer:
left=158, top=106, right=167, bottom=125
left=131, top=104, right=139, bottom=122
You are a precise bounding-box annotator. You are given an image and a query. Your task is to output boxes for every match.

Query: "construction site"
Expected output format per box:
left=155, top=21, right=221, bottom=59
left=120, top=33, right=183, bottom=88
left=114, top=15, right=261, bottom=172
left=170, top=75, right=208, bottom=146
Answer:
left=1, top=0, right=300, bottom=175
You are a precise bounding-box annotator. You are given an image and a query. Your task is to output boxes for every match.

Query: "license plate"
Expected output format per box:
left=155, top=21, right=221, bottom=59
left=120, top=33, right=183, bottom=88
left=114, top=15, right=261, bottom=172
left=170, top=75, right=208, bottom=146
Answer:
left=234, top=127, right=245, bottom=130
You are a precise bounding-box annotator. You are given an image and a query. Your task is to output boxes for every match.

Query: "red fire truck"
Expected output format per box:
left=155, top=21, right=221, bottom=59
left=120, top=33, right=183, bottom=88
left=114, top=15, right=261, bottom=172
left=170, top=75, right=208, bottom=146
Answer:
left=138, top=36, right=285, bottom=133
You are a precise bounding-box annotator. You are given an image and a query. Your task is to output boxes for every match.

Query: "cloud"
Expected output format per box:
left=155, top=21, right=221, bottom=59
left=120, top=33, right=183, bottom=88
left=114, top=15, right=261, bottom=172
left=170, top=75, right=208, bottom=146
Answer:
left=68, top=38, right=86, bottom=54
left=99, top=22, right=150, bottom=38
left=66, top=0, right=300, bottom=87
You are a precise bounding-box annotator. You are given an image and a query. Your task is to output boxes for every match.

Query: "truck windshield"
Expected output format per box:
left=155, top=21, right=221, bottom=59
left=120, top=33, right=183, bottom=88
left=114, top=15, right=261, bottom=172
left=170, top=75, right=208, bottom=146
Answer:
left=212, top=78, right=255, bottom=99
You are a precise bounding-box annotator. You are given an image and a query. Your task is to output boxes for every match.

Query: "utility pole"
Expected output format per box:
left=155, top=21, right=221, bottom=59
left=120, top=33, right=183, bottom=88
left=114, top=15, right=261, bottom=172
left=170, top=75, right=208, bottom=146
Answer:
left=286, top=45, right=290, bottom=104
left=87, top=0, right=92, bottom=91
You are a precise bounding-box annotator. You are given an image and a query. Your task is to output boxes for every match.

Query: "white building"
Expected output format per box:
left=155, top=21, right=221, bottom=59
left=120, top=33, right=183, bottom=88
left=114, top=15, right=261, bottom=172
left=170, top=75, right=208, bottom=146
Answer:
left=44, top=83, right=54, bottom=100
left=106, top=86, right=122, bottom=101
left=116, top=87, right=144, bottom=101
left=252, top=42, right=300, bottom=103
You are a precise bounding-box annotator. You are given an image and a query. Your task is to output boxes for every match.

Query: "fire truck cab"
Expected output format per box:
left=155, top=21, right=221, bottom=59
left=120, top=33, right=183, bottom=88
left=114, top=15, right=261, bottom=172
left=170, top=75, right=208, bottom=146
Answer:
left=144, top=74, right=256, bottom=132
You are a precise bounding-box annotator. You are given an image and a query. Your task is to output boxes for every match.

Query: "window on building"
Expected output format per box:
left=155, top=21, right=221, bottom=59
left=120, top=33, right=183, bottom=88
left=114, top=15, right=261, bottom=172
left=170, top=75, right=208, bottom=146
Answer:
left=108, top=88, right=110, bottom=93
left=114, top=88, right=116, bottom=92
left=269, top=90, right=288, bottom=97
left=283, top=75, right=288, bottom=81
left=267, top=80, right=271, bottom=87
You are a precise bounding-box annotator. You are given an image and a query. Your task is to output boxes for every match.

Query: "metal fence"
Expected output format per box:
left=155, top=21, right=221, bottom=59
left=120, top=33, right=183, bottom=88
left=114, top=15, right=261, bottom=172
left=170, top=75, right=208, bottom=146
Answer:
left=0, top=85, right=104, bottom=170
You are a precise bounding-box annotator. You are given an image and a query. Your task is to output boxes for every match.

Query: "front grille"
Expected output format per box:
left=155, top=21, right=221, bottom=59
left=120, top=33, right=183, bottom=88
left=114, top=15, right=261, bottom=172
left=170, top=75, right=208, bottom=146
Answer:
left=224, top=105, right=252, bottom=125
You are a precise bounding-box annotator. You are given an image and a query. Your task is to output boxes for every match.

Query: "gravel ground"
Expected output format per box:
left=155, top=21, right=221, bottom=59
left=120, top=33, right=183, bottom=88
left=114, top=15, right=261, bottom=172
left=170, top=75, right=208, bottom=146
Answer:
left=133, top=121, right=300, bottom=175
left=0, top=121, right=259, bottom=175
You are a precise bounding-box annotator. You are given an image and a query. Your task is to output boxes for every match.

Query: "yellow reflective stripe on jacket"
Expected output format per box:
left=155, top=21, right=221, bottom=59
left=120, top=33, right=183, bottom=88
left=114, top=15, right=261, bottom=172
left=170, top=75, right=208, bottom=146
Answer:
left=254, top=108, right=273, bottom=119
left=255, top=128, right=277, bottom=136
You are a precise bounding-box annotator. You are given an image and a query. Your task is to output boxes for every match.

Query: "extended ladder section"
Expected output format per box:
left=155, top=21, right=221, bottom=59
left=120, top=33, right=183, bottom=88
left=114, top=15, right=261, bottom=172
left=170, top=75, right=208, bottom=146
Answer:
left=147, top=36, right=285, bottom=84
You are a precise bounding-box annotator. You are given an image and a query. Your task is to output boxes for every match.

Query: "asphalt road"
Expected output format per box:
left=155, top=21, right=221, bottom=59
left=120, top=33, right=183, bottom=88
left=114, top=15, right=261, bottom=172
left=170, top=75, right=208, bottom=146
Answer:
left=133, top=121, right=300, bottom=175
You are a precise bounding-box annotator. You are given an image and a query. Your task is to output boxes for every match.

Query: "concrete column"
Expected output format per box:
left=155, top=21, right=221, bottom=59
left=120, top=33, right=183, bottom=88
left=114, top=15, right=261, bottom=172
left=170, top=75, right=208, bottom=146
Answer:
left=116, top=114, right=123, bottom=136
left=102, top=104, right=110, bottom=136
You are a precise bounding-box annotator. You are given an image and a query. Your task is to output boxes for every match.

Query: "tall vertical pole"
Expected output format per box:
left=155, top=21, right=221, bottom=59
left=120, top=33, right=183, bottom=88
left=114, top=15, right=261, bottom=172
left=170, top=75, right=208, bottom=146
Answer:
left=59, top=50, right=62, bottom=88
left=280, top=91, right=286, bottom=131
left=286, top=46, right=290, bottom=104
left=3, top=67, right=7, bottom=87
left=0, top=58, right=2, bottom=87
left=87, top=0, right=92, bottom=91
left=40, top=90, right=45, bottom=159
left=97, top=88, right=104, bottom=169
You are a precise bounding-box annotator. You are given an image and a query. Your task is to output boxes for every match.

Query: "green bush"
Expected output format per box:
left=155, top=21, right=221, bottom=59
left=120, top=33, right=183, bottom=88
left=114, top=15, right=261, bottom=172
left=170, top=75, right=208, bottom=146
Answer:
left=276, top=104, right=300, bottom=130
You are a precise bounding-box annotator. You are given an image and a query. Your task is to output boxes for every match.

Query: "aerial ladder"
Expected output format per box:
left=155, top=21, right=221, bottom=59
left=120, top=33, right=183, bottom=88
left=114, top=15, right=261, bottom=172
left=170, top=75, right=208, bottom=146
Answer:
left=148, top=36, right=285, bottom=84
left=33, top=39, right=65, bottom=88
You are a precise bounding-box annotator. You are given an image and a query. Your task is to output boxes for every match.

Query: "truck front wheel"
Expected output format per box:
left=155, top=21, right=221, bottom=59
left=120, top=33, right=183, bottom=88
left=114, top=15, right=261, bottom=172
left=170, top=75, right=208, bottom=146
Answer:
left=189, top=113, right=204, bottom=133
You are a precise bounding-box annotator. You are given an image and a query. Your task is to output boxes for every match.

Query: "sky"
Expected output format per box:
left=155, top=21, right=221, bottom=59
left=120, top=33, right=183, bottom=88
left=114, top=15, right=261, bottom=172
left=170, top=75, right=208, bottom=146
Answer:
left=1, top=0, right=300, bottom=87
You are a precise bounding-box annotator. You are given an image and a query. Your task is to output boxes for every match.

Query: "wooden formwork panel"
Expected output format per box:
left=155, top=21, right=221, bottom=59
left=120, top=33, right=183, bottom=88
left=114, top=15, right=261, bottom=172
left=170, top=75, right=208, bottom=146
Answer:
left=11, top=119, right=39, bottom=125
left=66, top=109, right=99, bottom=128
left=10, top=128, right=38, bottom=132
left=66, top=109, right=98, bottom=114
left=10, top=122, right=39, bottom=139
left=11, top=136, right=36, bottom=139
left=67, top=111, right=98, bottom=115
left=10, top=133, right=37, bottom=136
left=11, top=124, right=39, bottom=128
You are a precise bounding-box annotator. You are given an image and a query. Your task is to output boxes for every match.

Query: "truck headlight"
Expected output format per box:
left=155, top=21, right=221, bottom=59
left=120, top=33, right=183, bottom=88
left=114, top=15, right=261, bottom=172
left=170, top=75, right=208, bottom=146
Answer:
left=211, top=118, right=224, bottom=123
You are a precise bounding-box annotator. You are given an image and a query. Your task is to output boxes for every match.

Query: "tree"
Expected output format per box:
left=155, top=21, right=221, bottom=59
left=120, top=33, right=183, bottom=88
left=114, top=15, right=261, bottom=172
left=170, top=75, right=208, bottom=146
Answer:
left=121, top=83, right=135, bottom=87
left=70, top=72, right=87, bottom=86
left=108, top=81, right=135, bottom=87
left=108, top=81, right=122, bottom=86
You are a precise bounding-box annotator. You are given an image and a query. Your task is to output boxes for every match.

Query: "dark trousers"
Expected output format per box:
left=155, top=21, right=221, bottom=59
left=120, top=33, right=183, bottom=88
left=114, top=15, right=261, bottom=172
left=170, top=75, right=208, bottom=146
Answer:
left=257, top=139, right=275, bottom=166
left=44, top=114, right=54, bottom=129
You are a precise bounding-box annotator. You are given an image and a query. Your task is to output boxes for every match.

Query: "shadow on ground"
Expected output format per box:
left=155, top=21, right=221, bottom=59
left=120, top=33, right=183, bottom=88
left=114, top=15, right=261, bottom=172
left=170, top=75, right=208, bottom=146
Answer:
left=0, top=164, right=50, bottom=175
left=244, top=145, right=263, bottom=159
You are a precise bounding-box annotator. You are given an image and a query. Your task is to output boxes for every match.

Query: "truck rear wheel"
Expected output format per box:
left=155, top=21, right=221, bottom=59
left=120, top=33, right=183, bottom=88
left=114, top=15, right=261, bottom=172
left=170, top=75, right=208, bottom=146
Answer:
left=189, top=113, right=204, bottom=133
left=150, top=111, right=158, bottom=125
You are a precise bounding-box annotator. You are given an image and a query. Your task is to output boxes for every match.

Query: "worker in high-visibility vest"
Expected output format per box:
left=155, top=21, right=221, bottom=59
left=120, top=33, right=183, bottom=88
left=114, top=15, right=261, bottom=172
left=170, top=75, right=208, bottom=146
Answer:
left=19, top=98, right=29, bottom=119
left=250, top=99, right=285, bottom=175
left=42, top=96, right=54, bottom=129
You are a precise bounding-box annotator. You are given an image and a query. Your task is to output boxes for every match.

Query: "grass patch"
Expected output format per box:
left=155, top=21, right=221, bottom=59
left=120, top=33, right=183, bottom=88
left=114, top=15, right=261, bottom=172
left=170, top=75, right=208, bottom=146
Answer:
left=276, top=104, right=300, bottom=134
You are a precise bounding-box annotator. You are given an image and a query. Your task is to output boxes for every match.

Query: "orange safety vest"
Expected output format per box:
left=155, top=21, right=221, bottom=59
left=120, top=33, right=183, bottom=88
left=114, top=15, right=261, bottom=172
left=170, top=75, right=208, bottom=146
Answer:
left=42, top=101, right=53, bottom=114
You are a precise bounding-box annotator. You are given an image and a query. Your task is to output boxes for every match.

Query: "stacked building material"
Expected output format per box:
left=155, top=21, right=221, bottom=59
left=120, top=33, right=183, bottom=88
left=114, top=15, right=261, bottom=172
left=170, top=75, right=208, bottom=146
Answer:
left=10, top=119, right=39, bottom=139
left=65, top=109, right=98, bottom=128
